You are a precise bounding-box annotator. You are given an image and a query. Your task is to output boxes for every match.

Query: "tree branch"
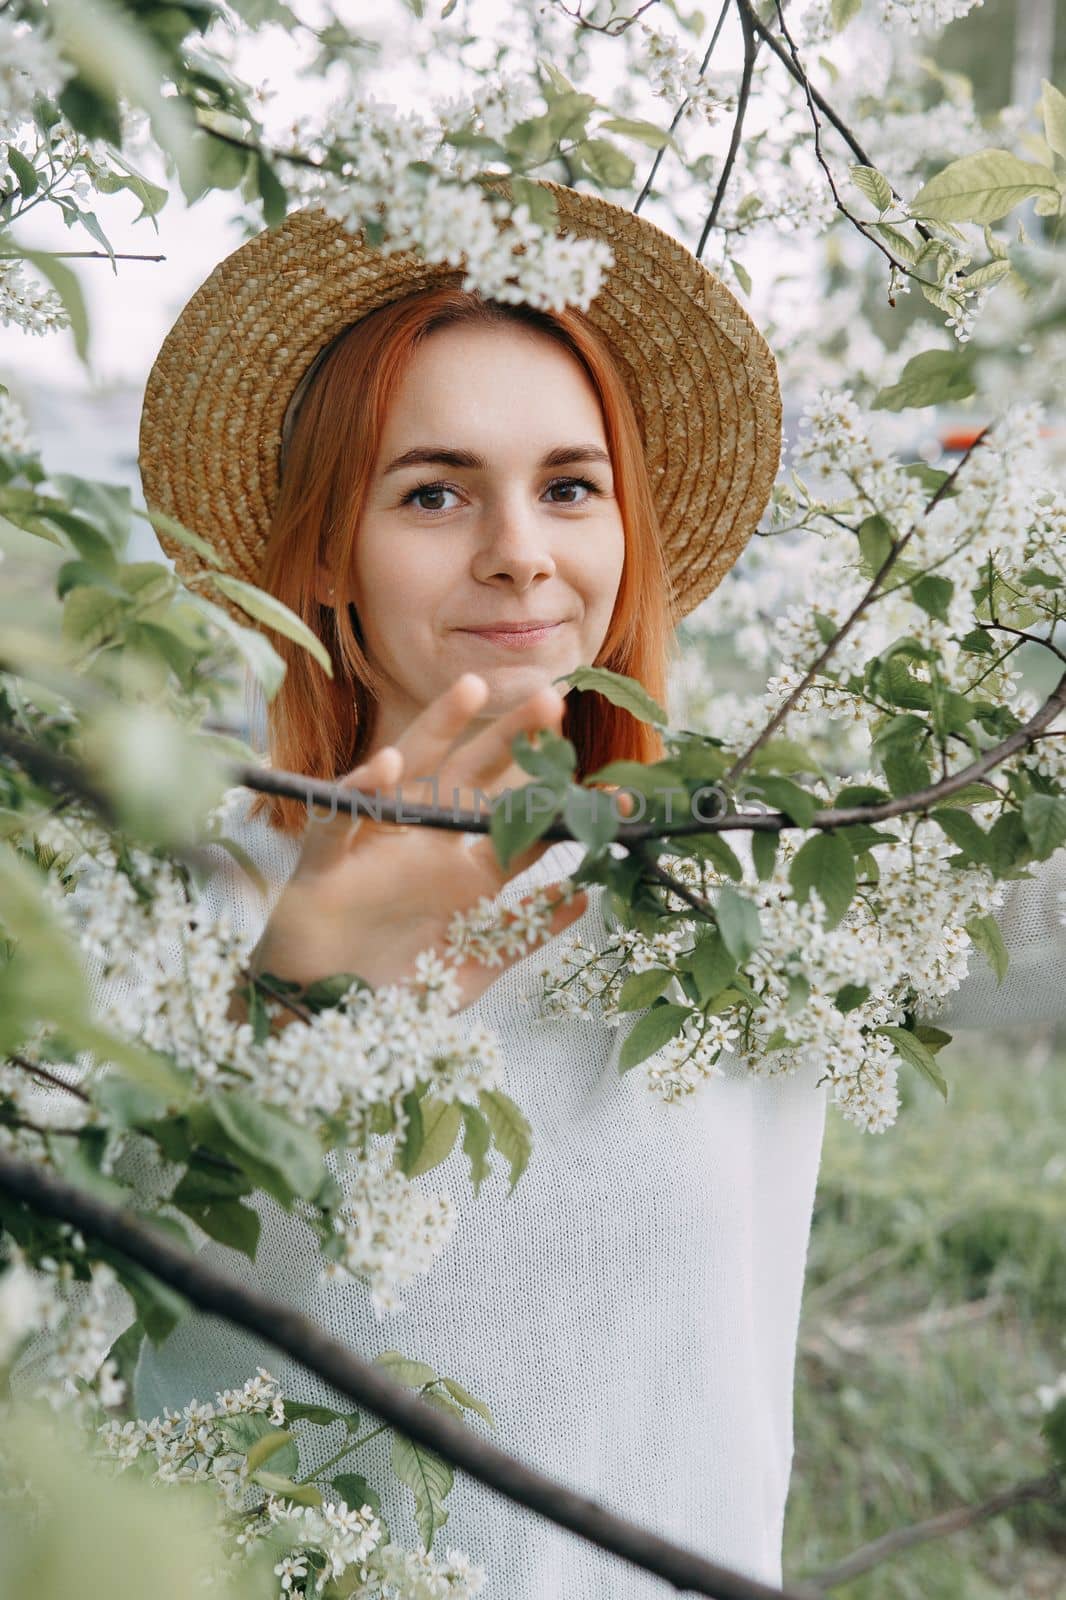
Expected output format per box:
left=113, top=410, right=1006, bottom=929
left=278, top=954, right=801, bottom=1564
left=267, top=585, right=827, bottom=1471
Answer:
left=807, top=1469, right=1063, bottom=1589
left=696, top=0, right=759, bottom=259
left=0, top=1148, right=823, bottom=1600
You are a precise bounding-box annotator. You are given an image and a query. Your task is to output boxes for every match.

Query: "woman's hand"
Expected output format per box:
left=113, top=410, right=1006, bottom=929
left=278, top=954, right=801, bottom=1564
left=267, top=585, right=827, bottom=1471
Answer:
left=249, top=672, right=628, bottom=1007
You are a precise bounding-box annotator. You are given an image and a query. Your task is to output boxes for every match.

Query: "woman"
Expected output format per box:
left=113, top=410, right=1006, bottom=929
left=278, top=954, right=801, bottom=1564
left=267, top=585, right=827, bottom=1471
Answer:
left=124, top=181, right=1065, bottom=1594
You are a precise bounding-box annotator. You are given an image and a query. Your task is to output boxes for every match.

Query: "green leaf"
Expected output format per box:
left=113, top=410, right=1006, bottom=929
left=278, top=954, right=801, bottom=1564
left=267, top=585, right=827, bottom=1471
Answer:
left=930, top=807, right=990, bottom=864
left=664, top=829, right=743, bottom=881
left=597, top=116, right=683, bottom=156
left=834, top=982, right=869, bottom=1013
left=871, top=220, right=918, bottom=263
left=685, top=930, right=736, bottom=1005
left=850, top=162, right=892, bottom=213
left=747, top=738, right=824, bottom=777
left=715, top=885, right=762, bottom=963
left=404, top=1098, right=462, bottom=1178
left=255, top=151, right=288, bottom=228
left=751, top=829, right=779, bottom=881
left=208, top=1091, right=324, bottom=1201
left=395, top=1090, right=424, bottom=1177
left=172, top=1196, right=260, bottom=1258
left=252, top=1471, right=322, bottom=1507
left=187, top=593, right=287, bottom=700
left=284, top=1400, right=358, bottom=1427
left=914, top=1022, right=952, bottom=1053
left=571, top=137, right=635, bottom=189
left=961, top=258, right=1012, bottom=291
left=856, top=514, right=895, bottom=581
left=876, top=1025, right=947, bottom=1100
left=910, top=148, right=1059, bottom=224
left=507, top=173, right=560, bottom=230
left=479, top=1089, right=532, bottom=1193
left=94, top=147, right=169, bottom=224
left=563, top=783, right=620, bottom=852
left=909, top=573, right=954, bottom=622
left=459, top=1105, right=492, bottom=1199
left=421, top=1389, right=464, bottom=1423
left=135, top=504, right=226, bottom=570
left=747, top=776, right=818, bottom=828
left=374, top=1350, right=439, bottom=1387
left=788, top=832, right=856, bottom=930
left=557, top=665, right=668, bottom=726
left=617, top=967, right=674, bottom=1010
left=6, top=147, right=40, bottom=198
left=206, top=574, right=333, bottom=676
left=440, top=1377, right=495, bottom=1428
left=489, top=781, right=562, bottom=871
left=510, top=727, right=576, bottom=787
left=332, top=1472, right=382, bottom=1516
left=618, top=1002, right=690, bottom=1072
left=964, top=913, right=1010, bottom=983
left=873, top=348, right=976, bottom=411
left=831, top=0, right=863, bottom=30
left=1040, top=79, right=1066, bottom=161
left=728, top=257, right=752, bottom=295
left=245, top=1429, right=296, bottom=1473
left=1021, top=793, right=1066, bottom=860
left=391, top=1433, right=453, bottom=1551
left=881, top=743, right=933, bottom=799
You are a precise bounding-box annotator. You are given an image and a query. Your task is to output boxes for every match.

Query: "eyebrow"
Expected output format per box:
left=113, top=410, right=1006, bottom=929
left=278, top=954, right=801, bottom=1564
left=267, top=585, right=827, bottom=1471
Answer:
left=381, top=443, right=613, bottom=476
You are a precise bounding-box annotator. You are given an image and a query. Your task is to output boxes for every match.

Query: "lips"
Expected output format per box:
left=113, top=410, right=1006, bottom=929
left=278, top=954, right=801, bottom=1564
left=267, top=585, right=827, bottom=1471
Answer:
left=460, top=622, right=563, bottom=647
left=463, top=622, right=561, bottom=633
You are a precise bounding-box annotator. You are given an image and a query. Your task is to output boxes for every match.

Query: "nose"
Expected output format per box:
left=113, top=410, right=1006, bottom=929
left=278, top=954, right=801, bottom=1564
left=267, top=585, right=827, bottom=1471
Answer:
left=470, top=489, right=558, bottom=589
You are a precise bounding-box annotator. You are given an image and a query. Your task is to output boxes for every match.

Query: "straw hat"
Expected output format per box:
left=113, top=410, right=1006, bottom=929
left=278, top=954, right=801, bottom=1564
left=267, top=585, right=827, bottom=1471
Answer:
left=139, top=176, right=782, bottom=627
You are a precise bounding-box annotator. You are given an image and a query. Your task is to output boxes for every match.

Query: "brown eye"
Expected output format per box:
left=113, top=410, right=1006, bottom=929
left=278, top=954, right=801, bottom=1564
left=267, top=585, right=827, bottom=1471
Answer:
left=401, top=481, right=460, bottom=513
left=547, top=477, right=601, bottom=504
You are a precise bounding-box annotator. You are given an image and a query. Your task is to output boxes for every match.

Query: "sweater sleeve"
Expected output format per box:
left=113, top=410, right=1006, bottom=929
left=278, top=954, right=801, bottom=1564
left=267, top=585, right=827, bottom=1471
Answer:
left=916, top=850, right=1066, bottom=1030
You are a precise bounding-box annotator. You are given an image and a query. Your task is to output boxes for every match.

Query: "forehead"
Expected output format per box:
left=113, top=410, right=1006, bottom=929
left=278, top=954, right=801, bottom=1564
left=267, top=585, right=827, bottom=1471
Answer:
left=379, top=321, right=607, bottom=447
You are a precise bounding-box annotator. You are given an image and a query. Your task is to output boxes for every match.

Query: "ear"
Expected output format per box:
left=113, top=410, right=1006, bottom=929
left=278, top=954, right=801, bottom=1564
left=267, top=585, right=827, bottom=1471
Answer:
left=313, top=565, right=337, bottom=607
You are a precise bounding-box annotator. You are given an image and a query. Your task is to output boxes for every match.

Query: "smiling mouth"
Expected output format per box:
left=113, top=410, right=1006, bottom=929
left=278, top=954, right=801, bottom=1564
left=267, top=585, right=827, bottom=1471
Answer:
left=459, top=623, right=564, bottom=647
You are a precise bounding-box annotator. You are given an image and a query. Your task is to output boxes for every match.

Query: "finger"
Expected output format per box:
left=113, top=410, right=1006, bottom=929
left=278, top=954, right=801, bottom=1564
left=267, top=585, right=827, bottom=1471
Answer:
left=604, top=784, right=635, bottom=818
left=386, top=673, right=492, bottom=805
left=446, top=684, right=566, bottom=796
left=330, top=746, right=405, bottom=839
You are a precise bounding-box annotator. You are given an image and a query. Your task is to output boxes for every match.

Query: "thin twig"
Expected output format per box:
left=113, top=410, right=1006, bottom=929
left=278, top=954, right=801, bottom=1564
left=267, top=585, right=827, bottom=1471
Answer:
left=0, top=1148, right=823, bottom=1600
left=696, top=1, right=759, bottom=258
left=551, top=0, right=661, bottom=34
left=7, top=1054, right=90, bottom=1103
left=27, top=252, right=167, bottom=262
left=721, top=427, right=991, bottom=789
left=634, top=0, right=731, bottom=214
left=734, top=0, right=933, bottom=244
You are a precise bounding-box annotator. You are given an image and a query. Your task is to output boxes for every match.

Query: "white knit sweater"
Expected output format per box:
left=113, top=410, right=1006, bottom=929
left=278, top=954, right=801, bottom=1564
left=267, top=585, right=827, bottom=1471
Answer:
left=20, top=791, right=1066, bottom=1595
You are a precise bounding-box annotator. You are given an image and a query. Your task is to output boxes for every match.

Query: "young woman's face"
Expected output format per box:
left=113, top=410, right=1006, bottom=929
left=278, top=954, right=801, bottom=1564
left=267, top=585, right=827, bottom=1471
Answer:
left=337, top=321, right=626, bottom=753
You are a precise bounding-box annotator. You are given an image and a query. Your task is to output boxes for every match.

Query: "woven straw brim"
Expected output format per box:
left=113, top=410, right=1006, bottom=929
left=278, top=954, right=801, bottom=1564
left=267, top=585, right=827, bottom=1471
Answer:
left=139, top=178, right=781, bottom=629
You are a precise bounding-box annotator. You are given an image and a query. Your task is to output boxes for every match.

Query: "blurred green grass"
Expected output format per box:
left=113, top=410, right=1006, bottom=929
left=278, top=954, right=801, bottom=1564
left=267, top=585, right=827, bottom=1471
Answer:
left=785, top=1025, right=1066, bottom=1599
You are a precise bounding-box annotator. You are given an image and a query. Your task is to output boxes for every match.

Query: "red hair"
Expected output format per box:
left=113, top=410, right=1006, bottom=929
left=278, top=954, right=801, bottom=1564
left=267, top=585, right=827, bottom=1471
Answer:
left=248, top=285, right=677, bottom=835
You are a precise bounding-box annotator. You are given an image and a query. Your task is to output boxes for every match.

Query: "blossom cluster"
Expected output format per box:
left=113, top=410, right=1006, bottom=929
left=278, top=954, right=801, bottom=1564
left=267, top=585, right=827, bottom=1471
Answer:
left=325, top=1153, right=457, bottom=1319
left=0, top=1248, right=126, bottom=1416
left=21, top=803, right=514, bottom=1316
left=280, top=93, right=614, bottom=312
left=97, top=1367, right=486, bottom=1600
left=635, top=22, right=729, bottom=127
left=537, top=814, right=1010, bottom=1131
left=0, top=14, right=73, bottom=128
